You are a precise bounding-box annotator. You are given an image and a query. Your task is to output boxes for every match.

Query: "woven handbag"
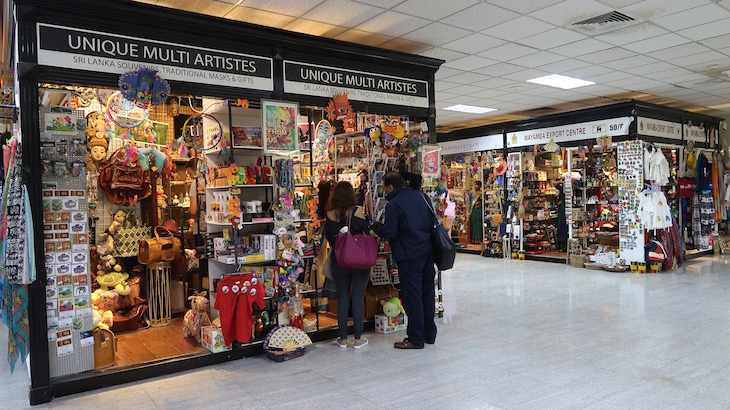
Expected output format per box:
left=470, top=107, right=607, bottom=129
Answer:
left=114, top=216, right=152, bottom=258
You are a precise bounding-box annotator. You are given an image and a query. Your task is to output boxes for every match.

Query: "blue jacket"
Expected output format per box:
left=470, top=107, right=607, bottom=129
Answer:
left=373, top=187, right=433, bottom=262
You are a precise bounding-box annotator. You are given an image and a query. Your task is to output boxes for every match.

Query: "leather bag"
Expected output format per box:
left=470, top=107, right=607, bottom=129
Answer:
left=138, top=226, right=181, bottom=265
left=334, top=208, right=377, bottom=271
left=98, top=148, right=152, bottom=206
left=422, top=194, right=456, bottom=271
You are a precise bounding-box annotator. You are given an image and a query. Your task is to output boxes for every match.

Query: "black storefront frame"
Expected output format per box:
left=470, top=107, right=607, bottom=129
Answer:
left=14, top=0, right=442, bottom=404
left=437, top=101, right=722, bottom=263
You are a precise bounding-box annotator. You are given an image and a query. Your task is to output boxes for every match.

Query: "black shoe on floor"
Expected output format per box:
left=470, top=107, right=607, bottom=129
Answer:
left=425, top=339, right=435, bottom=345
left=394, top=338, right=424, bottom=349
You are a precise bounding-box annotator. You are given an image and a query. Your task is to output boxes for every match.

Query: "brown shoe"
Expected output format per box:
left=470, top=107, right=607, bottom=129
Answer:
left=394, top=338, right=424, bottom=349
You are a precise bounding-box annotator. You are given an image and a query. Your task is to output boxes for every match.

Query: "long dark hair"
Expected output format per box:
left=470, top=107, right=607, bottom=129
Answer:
left=317, top=179, right=335, bottom=219
left=328, top=181, right=356, bottom=222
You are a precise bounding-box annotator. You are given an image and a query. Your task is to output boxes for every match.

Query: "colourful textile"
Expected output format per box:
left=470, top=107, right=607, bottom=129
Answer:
left=1, top=279, right=29, bottom=373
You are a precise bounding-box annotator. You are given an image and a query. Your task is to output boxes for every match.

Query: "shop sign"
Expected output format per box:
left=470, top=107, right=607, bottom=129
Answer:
left=283, top=61, right=428, bottom=108
left=438, top=134, right=503, bottom=155
left=507, top=117, right=632, bottom=148
left=637, top=117, right=682, bottom=140
left=684, top=124, right=708, bottom=143
left=36, top=23, right=274, bottom=91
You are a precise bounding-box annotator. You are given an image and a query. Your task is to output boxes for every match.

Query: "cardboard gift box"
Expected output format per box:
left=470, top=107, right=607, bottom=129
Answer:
left=374, top=314, right=408, bottom=334
left=364, top=285, right=400, bottom=320
left=201, top=326, right=231, bottom=353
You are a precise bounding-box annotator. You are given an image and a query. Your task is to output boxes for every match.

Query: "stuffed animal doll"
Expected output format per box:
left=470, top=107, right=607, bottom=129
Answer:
left=381, top=297, right=405, bottom=319
left=183, top=292, right=212, bottom=343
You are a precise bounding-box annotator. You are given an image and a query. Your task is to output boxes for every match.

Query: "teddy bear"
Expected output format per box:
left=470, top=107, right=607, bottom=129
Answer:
left=156, top=185, right=167, bottom=209
left=183, top=292, right=211, bottom=343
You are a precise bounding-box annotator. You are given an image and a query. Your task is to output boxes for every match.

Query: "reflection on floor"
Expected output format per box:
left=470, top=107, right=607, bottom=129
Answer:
left=529, top=251, right=567, bottom=260
left=8, top=254, right=730, bottom=408
left=456, top=243, right=482, bottom=254
left=114, top=317, right=208, bottom=368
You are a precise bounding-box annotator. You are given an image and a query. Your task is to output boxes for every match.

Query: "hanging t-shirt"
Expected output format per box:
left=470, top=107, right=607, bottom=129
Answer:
left=696, top=153, right=712, bottom=192
left=214, top=273, right=265, bottom=345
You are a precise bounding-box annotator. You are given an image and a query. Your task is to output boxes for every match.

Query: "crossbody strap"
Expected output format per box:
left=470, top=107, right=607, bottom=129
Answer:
left=420, top=193, right=438, bottom=228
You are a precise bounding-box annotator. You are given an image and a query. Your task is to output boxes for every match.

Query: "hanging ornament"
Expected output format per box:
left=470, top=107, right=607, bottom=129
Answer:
left=118, top=67, right=170, bottom=109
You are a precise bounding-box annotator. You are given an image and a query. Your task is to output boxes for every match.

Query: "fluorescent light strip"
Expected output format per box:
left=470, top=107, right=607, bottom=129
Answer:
left=526, top=74, right=595, bottom=90
left=443, top=104, right=497, bottom=114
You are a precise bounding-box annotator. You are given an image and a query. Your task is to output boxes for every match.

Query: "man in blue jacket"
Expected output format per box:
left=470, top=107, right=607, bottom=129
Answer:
left=372, top=172, right=436, bottom=349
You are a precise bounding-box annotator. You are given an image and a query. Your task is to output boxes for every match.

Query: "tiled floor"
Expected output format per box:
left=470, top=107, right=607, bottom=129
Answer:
left=3, top=253, right=730, bottom=409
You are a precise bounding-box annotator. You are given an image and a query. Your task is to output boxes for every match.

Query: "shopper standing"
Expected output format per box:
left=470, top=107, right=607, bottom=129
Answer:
left=324, top=181, right=370, bottom=349
left=469, top=180, right=483, bottom=244
left=372, top=172, right=436, bottom=349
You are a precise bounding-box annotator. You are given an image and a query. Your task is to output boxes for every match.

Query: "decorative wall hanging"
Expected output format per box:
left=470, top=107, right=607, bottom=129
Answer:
left=313, top=119, right=333, bottom=163
left=325, top=93, right=353, bottom=122
left=262, top=100, right=298, bottom=154
left=118, top=67, right=170, bottom=109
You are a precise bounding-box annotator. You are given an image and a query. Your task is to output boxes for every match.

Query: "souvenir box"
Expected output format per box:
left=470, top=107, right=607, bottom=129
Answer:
left=201, top=326, right=231, bottom=353
left=374, top=314, right=407, bottom=334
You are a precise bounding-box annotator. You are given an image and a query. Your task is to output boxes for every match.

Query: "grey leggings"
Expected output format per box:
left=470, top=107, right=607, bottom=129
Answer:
left=333, top=265, right=370, bottom=340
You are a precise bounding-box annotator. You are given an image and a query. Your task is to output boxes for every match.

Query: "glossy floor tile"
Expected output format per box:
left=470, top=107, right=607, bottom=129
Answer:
left=3, top=254, right=730, bottom=409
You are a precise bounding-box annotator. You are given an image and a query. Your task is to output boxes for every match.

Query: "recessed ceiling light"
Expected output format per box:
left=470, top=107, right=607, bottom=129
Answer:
left=526, top=74, right=595, bottom=90
left=443, top=104, right=497, bottom=114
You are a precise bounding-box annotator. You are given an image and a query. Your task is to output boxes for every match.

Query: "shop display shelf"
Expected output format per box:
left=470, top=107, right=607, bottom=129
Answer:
left=206, top=184, right=274, bottom=190
left=232, top=146, right=263, bottom=151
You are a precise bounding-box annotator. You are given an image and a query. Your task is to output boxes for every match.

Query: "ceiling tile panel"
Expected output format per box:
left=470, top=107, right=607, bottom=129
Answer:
left=440, top=33, right=507, bottom=54
left=473, top=62, right=527, bottom=77
left=576, top=47, right=637, bottom=64
left=333, top=29, right=392, bottom=46
left=376, top=38, right=432, bottom=53
left=622, top=61, right=678, bottom=76
left=485, top=0, right=564, bottom=14
left=472, top=77, right=517, bottom=89
left=353, top=0, right=405, bottom=7
left=699, top=33, right=730, bottom=50
left=401, top=22, right=472, bottom=46
left=301, top=0, right=384, bottom=26
left=282, top=19, right=347, bottom=37
left=595, top=0, right=643, bottom=7
left=528, top=0, right=612, bottom=26
left=596, top=23, right=669, bottom=46
left=677, top=18, right=730, bottom=41
left=669, top=51, right=728, bottom=67
left=354, top=11, right=430, bottom=37
left=602, top=54, right=658, bottom=70
left=445, top=84, right=488, bottom=96
left=435, top=67, right=464, bottom=80
left=442, top=71, right=491, bottom=85
left=418, top=47, right=468, bottom=61
left=223, top=6, right=295, bottom=27
left=468, top=88, right=512, bottom=99
left=441, top=55, right=497, bottom=71
left=646, top=42, right=711, bottom=60
left=561, top=64, right=614, bottom=78
left=510, top=51, right=566, bottom=68
left=393, top=0, right=480, bottom=20
left=648, top=67, right=695, bottom=80
left=652, top=3, right=728, bottom=31
left=549, top=38, right=614, bottom=58
left=441, top=3, right=520, bottom=33
left=622, top=0, right=709, bottom=20
left=156, top=0, right=235, bottom=17
left=537, top=58, right=592, bottom=73
left=621, top=33, right=690, bottom=54
left=477, top=43, right=539, bottom=62
left=590, top=70, right=634, bottom=84
left=501, top=68, right=552, bottom=82
left=518, top=28, right=587, bottom=50
left=435, top=81, right=461, bottom=92
left=240, top=0, right=324, bottom=17
left=482, top=16, right=555, bottom=42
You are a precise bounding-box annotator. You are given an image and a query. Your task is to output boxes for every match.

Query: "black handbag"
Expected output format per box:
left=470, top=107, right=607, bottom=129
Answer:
left=421, top=194, right=456, bottom=271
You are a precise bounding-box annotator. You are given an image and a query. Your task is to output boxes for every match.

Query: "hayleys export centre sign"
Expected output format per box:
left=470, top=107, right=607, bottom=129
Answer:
left=283, top=61, right=429, bottom=108
left=36, top=23, right=273, bottom=90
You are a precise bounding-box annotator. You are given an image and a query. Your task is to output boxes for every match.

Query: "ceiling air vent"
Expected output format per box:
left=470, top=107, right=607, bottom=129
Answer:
left=572, top=11, right=638, bottom=34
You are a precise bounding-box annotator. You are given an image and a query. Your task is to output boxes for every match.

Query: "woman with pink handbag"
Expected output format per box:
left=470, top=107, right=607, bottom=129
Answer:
left=324, top=181, right=373, bottom=349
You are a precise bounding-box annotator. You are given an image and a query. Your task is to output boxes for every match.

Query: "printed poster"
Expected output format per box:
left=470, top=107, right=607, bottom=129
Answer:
left=262, top=100, right=299, bottom=154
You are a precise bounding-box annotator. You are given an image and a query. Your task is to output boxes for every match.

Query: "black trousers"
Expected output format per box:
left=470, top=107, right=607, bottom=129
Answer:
left=396, top=253, right=437, bottom=346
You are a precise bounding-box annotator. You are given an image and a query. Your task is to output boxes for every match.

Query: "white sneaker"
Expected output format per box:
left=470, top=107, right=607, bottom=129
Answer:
left=336, top=338, right=348, bottom=348
left=353, top=338, right=368, bottom=349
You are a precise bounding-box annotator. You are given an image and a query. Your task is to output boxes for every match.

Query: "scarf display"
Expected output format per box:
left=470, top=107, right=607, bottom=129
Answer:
left=0, top=138, right=31, bottom=373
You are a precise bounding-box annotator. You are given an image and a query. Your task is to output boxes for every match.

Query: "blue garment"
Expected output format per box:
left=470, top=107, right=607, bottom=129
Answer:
left=696, top=153, right=712, bottom=192
left=372, top=187, right=433, bottom=263
left=396, top=252, right=437, bottom=347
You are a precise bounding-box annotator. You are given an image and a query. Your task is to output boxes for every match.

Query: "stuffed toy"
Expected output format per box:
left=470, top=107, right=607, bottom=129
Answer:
left=382, top=133, right=397, bottom=157
left=156, top=185, right=167, bottom=209
left=381, top=297, right=405, bottom=319
left=183, top=292, right=212, bottom=343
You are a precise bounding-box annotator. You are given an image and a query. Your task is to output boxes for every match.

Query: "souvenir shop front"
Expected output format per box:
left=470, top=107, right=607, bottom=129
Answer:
left=436, top=133, right=505, bottom=256
left=438, top=101, right=723, bottom=269
left=9, top=0, right=442, bottom=404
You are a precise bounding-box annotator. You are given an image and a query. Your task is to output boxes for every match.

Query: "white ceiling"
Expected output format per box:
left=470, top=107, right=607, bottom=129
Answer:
left=136, top=0, right=730, bottom=132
